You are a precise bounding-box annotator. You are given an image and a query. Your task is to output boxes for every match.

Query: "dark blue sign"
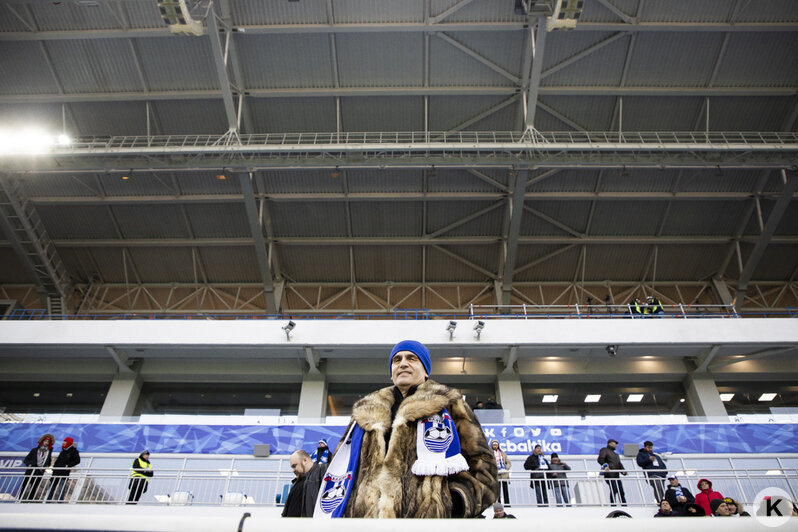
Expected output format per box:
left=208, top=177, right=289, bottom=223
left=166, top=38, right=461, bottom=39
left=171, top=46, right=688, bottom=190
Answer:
left=0, top=423, right=795, bottom=456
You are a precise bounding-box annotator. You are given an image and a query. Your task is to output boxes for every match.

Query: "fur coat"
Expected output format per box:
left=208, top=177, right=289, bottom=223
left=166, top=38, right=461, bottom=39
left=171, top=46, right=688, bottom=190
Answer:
left=338, top=379, right=497, bottom=518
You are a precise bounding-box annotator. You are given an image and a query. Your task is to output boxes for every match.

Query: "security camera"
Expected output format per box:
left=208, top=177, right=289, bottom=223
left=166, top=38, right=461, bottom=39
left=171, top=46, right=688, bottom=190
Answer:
left=606, top=345, right=618, bottom=357
left=282, top=320, right=296, bottom=340
left=446, top=320, right=457, bottom=340
left=473, top=320, right=485, bottom=340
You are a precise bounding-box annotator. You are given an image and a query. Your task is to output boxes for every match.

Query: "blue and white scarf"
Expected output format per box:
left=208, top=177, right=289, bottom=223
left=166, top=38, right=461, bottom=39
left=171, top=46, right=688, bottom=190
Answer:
left=313, top=408, right=467, bottom=518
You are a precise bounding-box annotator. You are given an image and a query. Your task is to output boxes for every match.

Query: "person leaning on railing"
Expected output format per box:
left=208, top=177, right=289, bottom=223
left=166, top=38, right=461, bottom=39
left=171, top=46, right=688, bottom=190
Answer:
left=127, top=450, right=153, bottom=504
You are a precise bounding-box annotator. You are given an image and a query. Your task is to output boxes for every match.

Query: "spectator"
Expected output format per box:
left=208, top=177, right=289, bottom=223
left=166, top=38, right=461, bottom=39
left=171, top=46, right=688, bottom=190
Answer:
left=492, top=502, right=516, bottom=519
left=636, top=440, right=667, bottom=502
left=664, top=474, right=694, bottom=514
left=312, top=340, right=497, bottom=518
left=631, top=297, right=644, bottom=316
left=483, top=397, right=502, bottom=410
left=127, top=450, right=153, bottom=504
left=19, top=433, right=54, bottom=502
left=311, top=439, right=331, bottom=464
left=490, top=439, right=511, bottom=506
left=597, top=438, right=627, bottom=505
left=654, top=499, right=677, bottom=517
left=282, top=449, right=327, bottom=517
left=710, top=498, right=733, bottom=516
left=723, top=497, right=750, bottom=517
left=647, top=296, right=664, bottom=316
left=548, top=453, right=570, bottom=506
left=681, top=502, right=706, bottom=516
left=474, top=401, right=485, bottom=410
left=524, top=444, right=549, bottom=506
left=46, top=437, right=80, bottom=502
left=694, top=478, right=723, bottom=517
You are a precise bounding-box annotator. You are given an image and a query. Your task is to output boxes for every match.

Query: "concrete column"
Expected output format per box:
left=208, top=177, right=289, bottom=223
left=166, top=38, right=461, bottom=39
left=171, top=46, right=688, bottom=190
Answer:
left=684, top=373, right=728, bottom=420
left=297, top=373, right=328, bottom=423
left=99, top=375, right=142, bottom=418
left=496, top=373, right=525, bottom=423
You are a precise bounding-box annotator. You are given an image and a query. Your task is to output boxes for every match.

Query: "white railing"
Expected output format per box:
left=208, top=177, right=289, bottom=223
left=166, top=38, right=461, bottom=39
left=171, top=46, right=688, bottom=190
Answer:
left=469, top=303, right=739, bottom=319
left=2, top=466, right=795, bottom=509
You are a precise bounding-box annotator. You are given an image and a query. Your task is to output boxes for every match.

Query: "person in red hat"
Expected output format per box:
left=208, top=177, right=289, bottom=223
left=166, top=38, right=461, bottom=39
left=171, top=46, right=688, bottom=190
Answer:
left=19, top=433, right=54, bottom=502
left=46, top=437, right=80, bottom=501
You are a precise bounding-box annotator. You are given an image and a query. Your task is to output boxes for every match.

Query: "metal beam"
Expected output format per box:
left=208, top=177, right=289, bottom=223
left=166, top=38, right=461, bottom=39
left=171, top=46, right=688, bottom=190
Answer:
left=435, top=33, right=520, bottom=84
left=524, top=17, right=547, bottom=129
left=2, top=21, right=796, bottom=41
left=237, top=172, right=277, bottom=313
left=541, top=32, right=628, bottom=79
left=22, top=235, right=798, bottom=247
left=501, top=168, right=528, bottom=305
left=105, top=346, right=134, bottom=375
left=207, top=4, right=239, bottom=132
left=4, top=85, right=796, bottom=105
left=27, top=190, right=798, bottom=205
left=736, top=171, right=798, bottom=307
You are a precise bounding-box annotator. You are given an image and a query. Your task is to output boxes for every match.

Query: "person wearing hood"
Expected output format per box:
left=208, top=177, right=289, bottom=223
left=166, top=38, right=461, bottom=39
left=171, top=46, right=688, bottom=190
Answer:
left=46, top=437, right=80, bottom=501
left=654, top=499, right=677, bottom=517
left=680, top=502, right=706, bottom=516
left=664, top=474, right=694, bottom=514
left=20, top=433, right=54, bottom=502
left=312, top=340, right=497, bottom=518
left=490, top=439, right=511, bottom=506
left=311, top=439, right=331, bottom=464
left=127, top=450, right=153, bottom=504
left=635, top=440, right=667, bottom=502
left=694, top=478, right=723, bottom=516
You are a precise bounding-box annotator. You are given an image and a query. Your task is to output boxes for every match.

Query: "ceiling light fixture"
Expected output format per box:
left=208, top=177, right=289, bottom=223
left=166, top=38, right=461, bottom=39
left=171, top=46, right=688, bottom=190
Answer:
left=758, top=393, right=777, bottom=402
left=626, top=394, right=644, bottom=402
left=542, top=394, right=558, bottom=403
left=719, top=393, right=735, bottom=402
left=584, top=394, right=601, bottom=403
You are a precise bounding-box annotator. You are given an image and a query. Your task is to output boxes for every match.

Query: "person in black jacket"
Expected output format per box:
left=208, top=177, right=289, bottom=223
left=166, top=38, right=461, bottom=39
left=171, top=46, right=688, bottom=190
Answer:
left=636, top=440, right=667, bottom=502
left=664, top=474, right=694, bottom=514
left=597, top=438, right=627, bottom=505
left=46, top=437, right=80, bottom=502
left=127, top=450, right=153, bottom=504
left=523, top=444, right=549, bottom=506
left=282, top=449, right=327, bottom=517
left=19, top=433, right=54, bottom=502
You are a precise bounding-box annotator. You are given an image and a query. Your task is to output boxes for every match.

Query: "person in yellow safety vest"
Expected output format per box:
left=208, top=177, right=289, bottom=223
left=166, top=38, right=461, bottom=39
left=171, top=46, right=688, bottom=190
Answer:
left=631, top=297, right=644, bottom=317
left=127, top=450, right=153, bottom=504
left=646, top=296, right=664, bottom=316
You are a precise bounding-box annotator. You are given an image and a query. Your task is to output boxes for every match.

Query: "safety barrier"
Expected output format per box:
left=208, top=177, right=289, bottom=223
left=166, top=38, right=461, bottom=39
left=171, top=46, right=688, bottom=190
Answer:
left=2, top=465, right=795, bottom=509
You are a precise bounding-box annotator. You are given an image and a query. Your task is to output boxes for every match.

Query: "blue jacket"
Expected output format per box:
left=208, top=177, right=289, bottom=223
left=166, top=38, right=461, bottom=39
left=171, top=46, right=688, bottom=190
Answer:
left=636, top=448, right=666, bottom=477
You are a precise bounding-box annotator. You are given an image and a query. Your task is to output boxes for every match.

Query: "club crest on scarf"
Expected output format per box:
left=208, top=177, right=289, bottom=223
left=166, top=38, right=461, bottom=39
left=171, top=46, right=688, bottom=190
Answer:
left=422, top=413, right=454, bottom=453
left=319, top=472, right=352, bottom=514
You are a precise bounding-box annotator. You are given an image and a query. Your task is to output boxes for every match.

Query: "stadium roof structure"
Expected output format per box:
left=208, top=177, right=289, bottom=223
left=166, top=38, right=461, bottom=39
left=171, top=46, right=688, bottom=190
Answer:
left=1, top=0, right=797, bottom=316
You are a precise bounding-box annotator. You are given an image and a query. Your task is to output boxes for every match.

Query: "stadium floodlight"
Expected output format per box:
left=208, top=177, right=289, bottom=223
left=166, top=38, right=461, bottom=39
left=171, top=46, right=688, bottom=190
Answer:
left=282, top=320, right=296, bottom=340
left=473, top=320, right=485, bottom=340
left=157, top=0, right=204, bottom=36
left=0, top=129, right=67, bottom=155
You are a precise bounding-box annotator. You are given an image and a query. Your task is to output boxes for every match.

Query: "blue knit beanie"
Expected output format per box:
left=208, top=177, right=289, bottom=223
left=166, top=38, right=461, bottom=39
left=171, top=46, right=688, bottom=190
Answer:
left=389, top=340, right=431, bottom=377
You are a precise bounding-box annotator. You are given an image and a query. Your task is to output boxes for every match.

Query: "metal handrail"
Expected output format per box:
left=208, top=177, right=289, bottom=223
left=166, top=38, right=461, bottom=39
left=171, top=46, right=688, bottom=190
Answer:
left=1, top=466, right=795, bottom=509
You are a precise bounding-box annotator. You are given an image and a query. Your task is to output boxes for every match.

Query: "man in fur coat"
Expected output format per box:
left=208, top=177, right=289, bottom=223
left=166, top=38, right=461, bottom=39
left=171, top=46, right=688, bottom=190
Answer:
left=316, top=340, right=497, bottom=518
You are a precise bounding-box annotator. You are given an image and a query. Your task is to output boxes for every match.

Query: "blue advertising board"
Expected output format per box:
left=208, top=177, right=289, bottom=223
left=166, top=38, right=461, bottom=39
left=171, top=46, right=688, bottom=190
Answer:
left=1, top=423, right=796, bottom=457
